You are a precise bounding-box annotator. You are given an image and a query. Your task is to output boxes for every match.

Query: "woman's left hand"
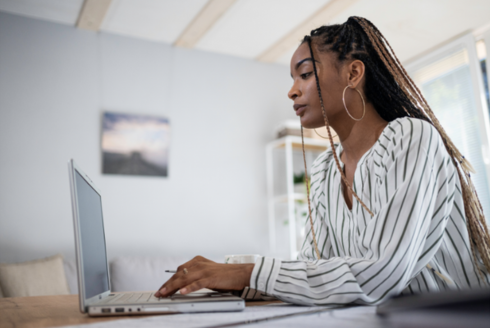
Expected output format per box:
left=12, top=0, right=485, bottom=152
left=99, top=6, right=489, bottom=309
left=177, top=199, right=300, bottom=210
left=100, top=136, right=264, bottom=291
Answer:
left=154, top=256, right=255, bottom=297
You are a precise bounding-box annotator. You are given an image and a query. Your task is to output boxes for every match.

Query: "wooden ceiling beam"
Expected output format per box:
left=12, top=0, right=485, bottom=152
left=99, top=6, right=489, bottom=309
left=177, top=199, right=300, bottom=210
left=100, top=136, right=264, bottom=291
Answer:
left=174, top=0, right=236, bottom=48
left=256, top=0, right=359, bottom=63
left=76, top=0, right=112, bottom=31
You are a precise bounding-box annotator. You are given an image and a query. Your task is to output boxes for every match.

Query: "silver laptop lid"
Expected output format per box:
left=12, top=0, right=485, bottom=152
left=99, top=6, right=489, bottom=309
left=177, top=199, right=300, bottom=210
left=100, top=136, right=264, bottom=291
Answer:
left=68, top=159, right=111, bottom=313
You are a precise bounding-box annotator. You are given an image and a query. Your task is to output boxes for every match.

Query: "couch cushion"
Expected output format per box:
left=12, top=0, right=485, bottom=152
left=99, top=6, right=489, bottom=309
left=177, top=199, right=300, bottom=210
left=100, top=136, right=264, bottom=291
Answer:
left=110, top=257, right=192, bottom=292
left=63, top=258, right=78, bottom=294
left=0, top=254, right=70, bottom=297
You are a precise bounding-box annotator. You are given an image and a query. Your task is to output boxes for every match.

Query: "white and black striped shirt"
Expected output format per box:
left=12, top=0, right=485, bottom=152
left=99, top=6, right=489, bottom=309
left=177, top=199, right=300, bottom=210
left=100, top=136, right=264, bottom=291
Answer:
left=251, top=117, right=489, bottom=306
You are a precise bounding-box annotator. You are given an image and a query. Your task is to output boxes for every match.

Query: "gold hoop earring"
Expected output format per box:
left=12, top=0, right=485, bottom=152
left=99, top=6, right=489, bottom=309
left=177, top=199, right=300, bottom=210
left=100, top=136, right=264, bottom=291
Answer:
left=342, top=85, right=366, bottom=121
left=314, top=128, right=338, bottom=140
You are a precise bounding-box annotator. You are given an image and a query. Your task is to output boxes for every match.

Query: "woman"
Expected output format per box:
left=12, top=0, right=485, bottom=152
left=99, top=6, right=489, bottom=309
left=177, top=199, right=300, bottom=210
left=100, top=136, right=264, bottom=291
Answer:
left=155, top=16, right=490, bottom=306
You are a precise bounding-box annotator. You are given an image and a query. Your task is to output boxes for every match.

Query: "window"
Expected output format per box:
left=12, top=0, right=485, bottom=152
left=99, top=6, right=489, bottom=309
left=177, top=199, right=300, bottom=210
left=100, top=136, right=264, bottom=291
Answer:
left=407, top=34, right=490, bottom=220
left=476, top=40, right=490, bottom=111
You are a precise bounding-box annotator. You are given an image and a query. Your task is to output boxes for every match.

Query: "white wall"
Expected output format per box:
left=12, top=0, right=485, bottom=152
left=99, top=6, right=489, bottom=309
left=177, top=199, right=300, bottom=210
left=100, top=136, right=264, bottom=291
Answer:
left=0, top=12, right=296, bottom=263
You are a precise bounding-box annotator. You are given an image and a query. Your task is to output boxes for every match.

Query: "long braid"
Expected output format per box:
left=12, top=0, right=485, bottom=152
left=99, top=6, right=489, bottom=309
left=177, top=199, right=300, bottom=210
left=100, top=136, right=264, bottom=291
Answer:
left=351, top=17, right=490, bottom=279
left=300, top=16, right=490, bottom=278
left=355, top=18, right=473, bottom=171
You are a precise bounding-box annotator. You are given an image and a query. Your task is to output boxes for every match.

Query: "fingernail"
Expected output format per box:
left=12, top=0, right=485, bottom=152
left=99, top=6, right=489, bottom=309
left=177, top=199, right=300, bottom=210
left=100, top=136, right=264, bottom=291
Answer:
left=160, top=287, right=166, bottom=294
left=154, top=291, right=160, bottom=297
left=180, top=288, right=187, bottom=294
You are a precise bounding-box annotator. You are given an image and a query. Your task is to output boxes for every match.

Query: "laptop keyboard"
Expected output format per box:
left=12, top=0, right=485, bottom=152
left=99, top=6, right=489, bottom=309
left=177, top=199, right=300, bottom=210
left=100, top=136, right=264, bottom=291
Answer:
left=105, top=292, right=158, bottom=304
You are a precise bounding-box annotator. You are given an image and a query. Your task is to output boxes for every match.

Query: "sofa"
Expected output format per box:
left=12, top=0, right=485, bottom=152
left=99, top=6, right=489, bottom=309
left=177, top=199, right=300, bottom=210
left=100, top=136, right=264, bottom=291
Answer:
left=0, top=255, right=223, bottom=297
left=65, top=256, right=199, bottom=295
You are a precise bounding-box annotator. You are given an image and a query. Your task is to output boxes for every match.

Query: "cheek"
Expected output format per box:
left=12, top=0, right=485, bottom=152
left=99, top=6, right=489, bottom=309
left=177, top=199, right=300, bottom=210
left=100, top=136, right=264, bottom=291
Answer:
left=318, top=79, right=345, bottom=111
left=319, top=71, right=344, bottom=101
left=306, top=82, right=320, bottom=105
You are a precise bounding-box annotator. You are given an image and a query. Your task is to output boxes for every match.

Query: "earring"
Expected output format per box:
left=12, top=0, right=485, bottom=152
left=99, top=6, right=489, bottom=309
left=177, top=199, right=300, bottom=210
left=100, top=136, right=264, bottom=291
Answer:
left=313, top=128, right=338, bottom=140
left=313, top=128, right=328, bottom=139
left=342, top=85, right=366, bottom=121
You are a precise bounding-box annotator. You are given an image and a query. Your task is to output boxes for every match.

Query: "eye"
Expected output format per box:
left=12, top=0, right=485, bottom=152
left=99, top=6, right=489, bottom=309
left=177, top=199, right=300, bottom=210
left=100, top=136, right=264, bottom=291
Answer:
left=300, top=72, right=312, bottom=79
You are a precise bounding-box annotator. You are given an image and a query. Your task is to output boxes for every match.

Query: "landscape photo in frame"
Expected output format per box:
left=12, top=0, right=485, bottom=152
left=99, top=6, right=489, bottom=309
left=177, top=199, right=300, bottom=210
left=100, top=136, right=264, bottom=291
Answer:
left=101, top=112, right=170, bottom=177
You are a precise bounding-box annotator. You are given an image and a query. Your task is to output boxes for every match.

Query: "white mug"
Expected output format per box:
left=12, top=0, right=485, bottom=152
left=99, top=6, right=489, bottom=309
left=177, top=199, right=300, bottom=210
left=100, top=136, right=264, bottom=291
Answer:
left=224, top=254, right=260, bottom=264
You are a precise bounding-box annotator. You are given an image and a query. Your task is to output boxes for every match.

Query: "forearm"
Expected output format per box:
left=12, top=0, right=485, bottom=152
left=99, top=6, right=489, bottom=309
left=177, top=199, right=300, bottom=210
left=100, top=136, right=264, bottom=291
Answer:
left=250, top=256, right=402, bottom=306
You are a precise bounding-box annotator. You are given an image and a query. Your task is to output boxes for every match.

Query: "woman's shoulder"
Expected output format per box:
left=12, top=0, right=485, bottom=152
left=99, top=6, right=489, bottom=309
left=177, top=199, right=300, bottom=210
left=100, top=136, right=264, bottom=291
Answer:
left=381, top=117, right=443, bottom=155
left=375, top=116, right=453, bottom=179
left=385, top=117, right=439, bottom=143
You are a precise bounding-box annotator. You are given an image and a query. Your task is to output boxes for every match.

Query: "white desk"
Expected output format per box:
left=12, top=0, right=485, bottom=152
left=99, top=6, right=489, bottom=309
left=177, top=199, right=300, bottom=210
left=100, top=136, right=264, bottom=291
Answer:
left=0, top=294, right=387, bottom=328
left=62, top=303, right=386, bottom=328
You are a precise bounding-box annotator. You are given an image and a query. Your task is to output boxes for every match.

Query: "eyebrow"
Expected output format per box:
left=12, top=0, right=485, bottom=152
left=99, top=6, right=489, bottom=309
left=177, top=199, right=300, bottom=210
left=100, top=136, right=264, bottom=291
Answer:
left=290, top=57, right=317, bottom=78
left=295, top=57, right=313, bottom=70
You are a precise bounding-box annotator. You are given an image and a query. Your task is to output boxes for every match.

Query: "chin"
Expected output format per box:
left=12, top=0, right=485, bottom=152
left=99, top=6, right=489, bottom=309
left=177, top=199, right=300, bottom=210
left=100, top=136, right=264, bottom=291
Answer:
left=300, top=115, right=324, bottom=130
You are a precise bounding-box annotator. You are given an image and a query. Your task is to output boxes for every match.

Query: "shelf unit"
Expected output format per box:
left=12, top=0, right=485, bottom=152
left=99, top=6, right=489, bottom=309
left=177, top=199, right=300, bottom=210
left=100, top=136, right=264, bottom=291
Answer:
left=266, top=135, right=330, bottom=259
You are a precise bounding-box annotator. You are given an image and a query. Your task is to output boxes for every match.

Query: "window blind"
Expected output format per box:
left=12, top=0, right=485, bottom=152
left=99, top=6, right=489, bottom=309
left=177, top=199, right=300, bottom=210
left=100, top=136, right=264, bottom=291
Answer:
left=412, top=48, right=490, bottom=219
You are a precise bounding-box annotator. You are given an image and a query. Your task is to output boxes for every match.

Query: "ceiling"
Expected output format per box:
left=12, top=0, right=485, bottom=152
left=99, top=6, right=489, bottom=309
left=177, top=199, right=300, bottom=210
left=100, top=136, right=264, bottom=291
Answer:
left=0, top=0, right=489, bottom=66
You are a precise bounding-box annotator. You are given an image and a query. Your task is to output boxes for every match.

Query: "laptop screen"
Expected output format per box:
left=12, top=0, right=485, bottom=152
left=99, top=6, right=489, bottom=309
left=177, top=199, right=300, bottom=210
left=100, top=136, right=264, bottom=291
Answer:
left=74, top=170, right=110, bottom=299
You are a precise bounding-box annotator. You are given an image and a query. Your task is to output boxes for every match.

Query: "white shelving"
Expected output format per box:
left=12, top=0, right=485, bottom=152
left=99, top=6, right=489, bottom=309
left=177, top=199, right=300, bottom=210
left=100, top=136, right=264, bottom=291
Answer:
left=266, top=135, right=330, bottom=260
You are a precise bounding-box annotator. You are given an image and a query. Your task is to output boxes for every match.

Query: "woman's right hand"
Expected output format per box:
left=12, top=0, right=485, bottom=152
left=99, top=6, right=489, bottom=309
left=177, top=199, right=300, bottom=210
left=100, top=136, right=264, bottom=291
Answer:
left=154, top=256, right=254, bottom=297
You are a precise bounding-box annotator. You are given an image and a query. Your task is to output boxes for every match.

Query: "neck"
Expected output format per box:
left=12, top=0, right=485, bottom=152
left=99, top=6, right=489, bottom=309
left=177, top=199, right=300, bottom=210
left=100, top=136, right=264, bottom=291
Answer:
left=332, top=103, right=388, bottom=164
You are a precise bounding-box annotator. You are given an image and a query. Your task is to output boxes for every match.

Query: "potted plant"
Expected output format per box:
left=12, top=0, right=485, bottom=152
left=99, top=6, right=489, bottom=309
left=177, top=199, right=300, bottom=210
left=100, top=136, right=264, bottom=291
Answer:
left=293, top=172, right=310, bottom=194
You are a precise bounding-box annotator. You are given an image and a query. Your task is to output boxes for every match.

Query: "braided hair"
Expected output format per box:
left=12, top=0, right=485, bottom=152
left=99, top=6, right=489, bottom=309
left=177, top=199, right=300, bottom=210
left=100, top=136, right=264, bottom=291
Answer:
left=300, top=16, right=490, bottom=280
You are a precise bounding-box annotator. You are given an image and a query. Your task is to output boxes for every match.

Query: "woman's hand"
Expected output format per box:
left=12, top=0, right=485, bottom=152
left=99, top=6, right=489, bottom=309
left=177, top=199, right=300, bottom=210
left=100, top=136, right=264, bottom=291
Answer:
left=154, top=256, right=255, bottom=297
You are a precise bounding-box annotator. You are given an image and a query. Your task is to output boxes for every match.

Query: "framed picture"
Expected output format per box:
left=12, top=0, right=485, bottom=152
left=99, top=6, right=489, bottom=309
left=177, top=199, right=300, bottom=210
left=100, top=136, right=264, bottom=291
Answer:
left=101, top=112, right=170, bottom=177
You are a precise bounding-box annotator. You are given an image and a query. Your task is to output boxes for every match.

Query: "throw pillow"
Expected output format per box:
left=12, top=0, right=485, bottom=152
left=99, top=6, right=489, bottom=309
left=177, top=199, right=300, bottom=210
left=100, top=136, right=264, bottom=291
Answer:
left=0, top=254, right=70, bottom=297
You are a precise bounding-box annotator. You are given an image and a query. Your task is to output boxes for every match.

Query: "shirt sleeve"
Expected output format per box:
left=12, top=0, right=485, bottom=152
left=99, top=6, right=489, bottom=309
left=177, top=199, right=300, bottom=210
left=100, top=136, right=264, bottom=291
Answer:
left=250, top=119, right=456, bottom=305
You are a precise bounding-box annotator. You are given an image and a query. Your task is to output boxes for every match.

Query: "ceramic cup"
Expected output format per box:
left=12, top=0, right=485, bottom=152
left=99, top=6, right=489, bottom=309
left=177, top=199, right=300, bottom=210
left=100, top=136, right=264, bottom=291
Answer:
left=224, top=254, right=260, bottom=264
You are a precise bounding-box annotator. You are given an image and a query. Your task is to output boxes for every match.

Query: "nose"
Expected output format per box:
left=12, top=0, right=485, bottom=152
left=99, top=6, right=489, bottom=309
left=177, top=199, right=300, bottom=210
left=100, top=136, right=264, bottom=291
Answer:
left=288, top=81, right=301, bottom=100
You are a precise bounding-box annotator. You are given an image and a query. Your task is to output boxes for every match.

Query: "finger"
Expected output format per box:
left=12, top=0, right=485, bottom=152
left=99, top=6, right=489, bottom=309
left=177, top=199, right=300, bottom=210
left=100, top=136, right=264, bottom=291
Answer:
left=158, top=270, right=199, bottom=297
left=155, top=272, right=184, bottom=297
left=156, top=277, right=182, bottom=297
left=180, top=279, right=207, bottom=295
left=155, top=280, right=171, bottom=297
left=177, top=259, right=194, bottom=272
left=155, top=256, right=212, bottom=297
left=156, top=258, right=197, bottom=297
left=156, top=278, right=172, bottom=296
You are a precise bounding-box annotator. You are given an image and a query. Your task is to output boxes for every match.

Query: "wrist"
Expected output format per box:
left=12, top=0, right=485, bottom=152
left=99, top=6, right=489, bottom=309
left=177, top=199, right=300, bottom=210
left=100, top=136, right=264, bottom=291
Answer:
left=243, top=263, right=254, bottom=287
left=232, top=263, right=255, bottom=290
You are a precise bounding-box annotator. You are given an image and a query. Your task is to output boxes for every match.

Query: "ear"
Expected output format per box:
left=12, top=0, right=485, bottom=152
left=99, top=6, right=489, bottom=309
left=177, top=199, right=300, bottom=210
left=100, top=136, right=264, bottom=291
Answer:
left=346, top=60, right=365, bottom=89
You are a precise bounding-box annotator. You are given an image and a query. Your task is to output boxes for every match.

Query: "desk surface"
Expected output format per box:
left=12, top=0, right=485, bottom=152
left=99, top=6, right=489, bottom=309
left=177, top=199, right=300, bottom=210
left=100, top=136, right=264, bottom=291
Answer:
left=0, top=294, right=282, bottom=328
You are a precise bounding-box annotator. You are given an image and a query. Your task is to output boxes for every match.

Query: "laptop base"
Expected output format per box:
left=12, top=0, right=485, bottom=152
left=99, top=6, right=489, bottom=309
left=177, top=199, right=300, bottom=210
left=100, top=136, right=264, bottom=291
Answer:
left=89, top=290, right=244, bottom=316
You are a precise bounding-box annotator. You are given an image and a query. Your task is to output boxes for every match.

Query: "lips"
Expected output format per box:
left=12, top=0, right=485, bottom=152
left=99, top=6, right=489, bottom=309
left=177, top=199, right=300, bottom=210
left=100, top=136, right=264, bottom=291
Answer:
left=294, top=104, right=306, bottom=116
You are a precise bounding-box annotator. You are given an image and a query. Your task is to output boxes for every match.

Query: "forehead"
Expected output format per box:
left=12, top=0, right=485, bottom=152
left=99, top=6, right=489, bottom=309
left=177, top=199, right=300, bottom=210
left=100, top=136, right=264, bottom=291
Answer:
left=290, top=42, right=311, bottom=70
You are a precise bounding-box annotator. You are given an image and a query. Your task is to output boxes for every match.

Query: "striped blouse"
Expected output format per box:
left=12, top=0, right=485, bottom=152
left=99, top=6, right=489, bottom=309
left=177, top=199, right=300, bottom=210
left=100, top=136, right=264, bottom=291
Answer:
left=251, top=117, right=489, bottom=306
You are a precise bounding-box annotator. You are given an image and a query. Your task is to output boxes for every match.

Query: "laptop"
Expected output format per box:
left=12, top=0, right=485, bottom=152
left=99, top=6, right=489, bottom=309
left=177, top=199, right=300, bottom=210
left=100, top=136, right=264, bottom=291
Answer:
left=67, top=159, right=245, bottom=316
left=377, top=287, right=490, bottom=328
